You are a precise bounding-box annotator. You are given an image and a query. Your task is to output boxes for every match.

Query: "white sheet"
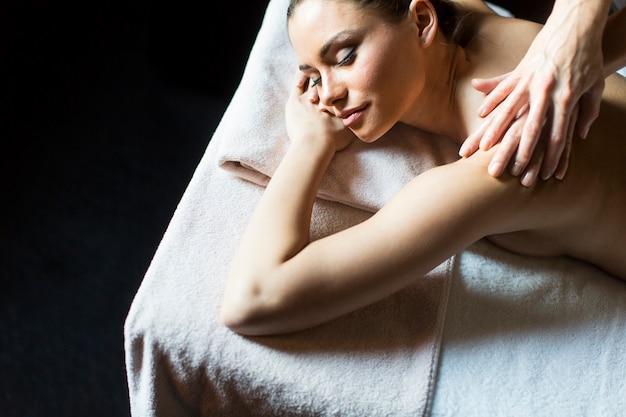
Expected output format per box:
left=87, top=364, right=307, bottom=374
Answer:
left=432, top=240, right=626, bottom=416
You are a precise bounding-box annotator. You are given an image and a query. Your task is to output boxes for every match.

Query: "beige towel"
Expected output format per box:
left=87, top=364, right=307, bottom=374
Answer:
left=124, top=0, right=457, bottom=415
left=125, top=131, right=454, bottom=416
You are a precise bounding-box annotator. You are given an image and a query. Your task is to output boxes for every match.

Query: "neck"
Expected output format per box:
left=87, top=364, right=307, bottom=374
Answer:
left=401, top=40, right=471, bottom=142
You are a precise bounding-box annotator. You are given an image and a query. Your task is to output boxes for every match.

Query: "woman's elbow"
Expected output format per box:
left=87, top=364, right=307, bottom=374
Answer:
left=220, top=271, right=282, bottom=336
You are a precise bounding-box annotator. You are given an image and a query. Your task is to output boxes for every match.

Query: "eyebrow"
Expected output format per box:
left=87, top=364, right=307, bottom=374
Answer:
left=298, top=30, right=358, bottom=71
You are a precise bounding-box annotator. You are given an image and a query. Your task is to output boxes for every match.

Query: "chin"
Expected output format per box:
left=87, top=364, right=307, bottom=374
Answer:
left=355, top=135, right=380, bottom=144
left=352, top=126, right=391, bottom=144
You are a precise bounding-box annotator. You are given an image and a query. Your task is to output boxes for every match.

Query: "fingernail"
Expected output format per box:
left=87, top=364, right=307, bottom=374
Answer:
left=488, top=162, right=502, bottom=177
left=581, top=126, right=589, bottom=139
left=477, top=104, right=485, bottom=117
left=540, top=168, right=553, bottom=181
left=479, top=137, right=489, bottom=150
left=521, top=171, right=534, bottom=187
left=510, top=162, right=523, bottom=177
left=459, top=143, right=470, bottom=157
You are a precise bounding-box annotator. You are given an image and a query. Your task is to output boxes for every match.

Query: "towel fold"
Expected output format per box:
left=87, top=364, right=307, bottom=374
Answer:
left=218, top=120, right=459, bottom=211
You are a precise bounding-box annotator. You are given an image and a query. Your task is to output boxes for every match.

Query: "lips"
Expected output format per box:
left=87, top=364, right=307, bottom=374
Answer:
left=338, top=105, right=367, bottom=128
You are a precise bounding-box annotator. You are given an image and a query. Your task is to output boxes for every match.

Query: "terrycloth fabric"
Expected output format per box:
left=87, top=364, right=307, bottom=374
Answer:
left=125, top=127, right=454, bottom=416
left=124, top=141, right=626, bottom=417
left=431, top=239, right=626, bottom=416
left=218, top=118, right=457, bottom=212
left=125, top=0, right=455, bottom=415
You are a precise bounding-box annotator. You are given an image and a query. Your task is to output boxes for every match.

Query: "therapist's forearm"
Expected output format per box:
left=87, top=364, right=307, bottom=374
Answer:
left=549, top=0, right=611, bottom=42
left=550, top=0, right=612, bottom=25
left=602, top=7, right=626, bottom=76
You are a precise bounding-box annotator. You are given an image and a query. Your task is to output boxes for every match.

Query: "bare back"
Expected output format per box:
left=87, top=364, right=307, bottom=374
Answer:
left=458, top=12, right=626, bottom=278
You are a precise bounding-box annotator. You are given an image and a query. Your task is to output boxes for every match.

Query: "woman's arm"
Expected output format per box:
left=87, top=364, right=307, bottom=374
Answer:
left=221, top=78, right=523, bottom=336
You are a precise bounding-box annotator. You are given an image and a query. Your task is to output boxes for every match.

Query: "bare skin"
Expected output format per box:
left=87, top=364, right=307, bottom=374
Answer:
left=221, top=0, right=626, bottom=336
left=461, top=0, right=613, bottom=185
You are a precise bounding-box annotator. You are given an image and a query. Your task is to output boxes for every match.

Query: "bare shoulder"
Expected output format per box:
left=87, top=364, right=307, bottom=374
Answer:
left=464, top=13, right=542, bottom=77
left=380, top=147, right=528, bottom=237
left=453, top=0, right=495, bottom=14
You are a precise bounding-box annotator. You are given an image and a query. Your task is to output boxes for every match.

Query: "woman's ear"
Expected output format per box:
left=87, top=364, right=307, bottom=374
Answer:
left=408, top=0, right=438, bottom=47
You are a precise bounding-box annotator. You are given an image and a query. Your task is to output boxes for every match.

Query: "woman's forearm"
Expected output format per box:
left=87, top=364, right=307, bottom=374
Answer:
left=232, top=140, right=334, bottom=273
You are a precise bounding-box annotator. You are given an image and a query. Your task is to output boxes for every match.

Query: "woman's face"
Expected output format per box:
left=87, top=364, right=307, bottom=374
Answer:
left=288, top=0, right=426, bottom=142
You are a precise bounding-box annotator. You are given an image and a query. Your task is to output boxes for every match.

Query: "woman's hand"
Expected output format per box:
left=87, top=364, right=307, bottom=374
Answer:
left=459, top=0, right=608, bottom=185
left=285, top=73, right=355, bottom=153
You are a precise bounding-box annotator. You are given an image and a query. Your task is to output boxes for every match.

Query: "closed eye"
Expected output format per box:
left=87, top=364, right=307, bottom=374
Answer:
left=310, top=76, right=322, bottom=87
left=338, top=48, right=356, bottom=66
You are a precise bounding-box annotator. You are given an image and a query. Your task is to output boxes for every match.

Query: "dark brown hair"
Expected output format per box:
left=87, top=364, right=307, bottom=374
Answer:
left=287, top=0, right=475, bottom=46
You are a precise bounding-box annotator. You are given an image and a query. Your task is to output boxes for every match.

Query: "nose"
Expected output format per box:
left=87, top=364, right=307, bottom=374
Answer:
left=317, top=74, right=346, bottom=110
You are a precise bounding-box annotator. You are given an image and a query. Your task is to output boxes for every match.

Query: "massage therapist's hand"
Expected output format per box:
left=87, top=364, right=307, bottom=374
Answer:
left=285, top=74, right=355, bottom=153
left=459, top=1, right=607, bottom=186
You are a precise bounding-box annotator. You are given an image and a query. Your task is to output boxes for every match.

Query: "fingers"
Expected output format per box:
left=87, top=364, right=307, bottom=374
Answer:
left=554, top=127, right=573, bottom=181
left=294, top=73, right=309, bottom=92
left=540, top=104, right=568, bottom=180
left=575, top=79, right=603, bottom=139
left=479, top=83, right=529, bottom=151
left=518, top=122, right=550, bottom=187
left=488, top=115, right=526, bottom=177
left=293, top=72, right=321, bottom=105
left=465, top=72, right=525, bottom=161
left=554, top=102, right=578, bottom=180
left=519, top=141, right=545, bottom=187
left=474, top=72, right=515, bottom=117
left=509, top=93, right=547, bottom=177
left=459, top=119, right=488, bottom=158
left=471, top=73, right=509, bottom=95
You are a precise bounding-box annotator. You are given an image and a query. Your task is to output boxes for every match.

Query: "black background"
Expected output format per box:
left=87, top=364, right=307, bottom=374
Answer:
left=1, top=0, right=268, bottom=415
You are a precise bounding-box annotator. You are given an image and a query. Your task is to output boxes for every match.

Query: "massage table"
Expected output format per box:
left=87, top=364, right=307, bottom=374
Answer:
left=124, top=1, right=626, bottom=415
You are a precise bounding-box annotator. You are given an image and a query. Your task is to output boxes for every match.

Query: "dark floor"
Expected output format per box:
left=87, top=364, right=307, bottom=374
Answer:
left=1, top=1, right=268, bottom=415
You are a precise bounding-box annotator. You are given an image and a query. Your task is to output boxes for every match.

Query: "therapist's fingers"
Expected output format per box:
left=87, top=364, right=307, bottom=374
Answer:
left=554, top=102, right=578, bottom=180
left=520, top=147, right=545, bottom=187
left=540, top=103, right=569, bottom=180
left=459, top=119, right=489, bottom=157
left=487, top=113, right=526, bottom=177
left=472, top=73, right=514, bottom=117
left=462, top=73, right=519, bottom=159
left=512, top=83, right=552, bottom=176
left=471, top=76, right=502, bottom=96
left=575, top=78, right=604, bottom=139
left=479, top=82, right=529, bottom=151
left=519, top=130, right=547, bottom=187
